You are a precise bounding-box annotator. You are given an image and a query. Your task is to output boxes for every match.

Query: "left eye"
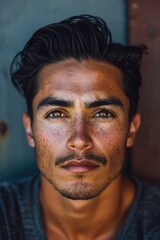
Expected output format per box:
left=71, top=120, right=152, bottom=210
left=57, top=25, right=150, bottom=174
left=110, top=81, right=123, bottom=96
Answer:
left=46, top=110, right=66, bottom=119
left=94, top=110, right=114, bottom=118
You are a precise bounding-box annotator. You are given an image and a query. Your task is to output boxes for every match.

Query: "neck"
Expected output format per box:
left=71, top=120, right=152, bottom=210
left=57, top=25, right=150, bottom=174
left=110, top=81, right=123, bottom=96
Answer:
left=39, top=175, right=136, bottom=240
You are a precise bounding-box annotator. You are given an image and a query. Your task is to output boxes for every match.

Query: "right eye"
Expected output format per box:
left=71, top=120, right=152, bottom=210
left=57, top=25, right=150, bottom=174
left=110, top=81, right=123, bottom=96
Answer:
left=93, top=109, right=115, bottom=119
left=46, top=110, right=66, bottom=119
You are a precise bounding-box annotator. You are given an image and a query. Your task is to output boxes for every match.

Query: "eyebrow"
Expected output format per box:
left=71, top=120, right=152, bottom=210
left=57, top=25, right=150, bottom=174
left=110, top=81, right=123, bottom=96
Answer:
left=37, top=97, right=74, bottom=111
left=85, top=98, right=124, bottom=109
left=37, top=96, right=124, bottom=111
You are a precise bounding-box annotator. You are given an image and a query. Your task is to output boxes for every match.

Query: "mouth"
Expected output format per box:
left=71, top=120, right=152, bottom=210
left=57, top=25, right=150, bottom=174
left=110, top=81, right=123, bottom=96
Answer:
left=61, top=159, right=99, bottom=173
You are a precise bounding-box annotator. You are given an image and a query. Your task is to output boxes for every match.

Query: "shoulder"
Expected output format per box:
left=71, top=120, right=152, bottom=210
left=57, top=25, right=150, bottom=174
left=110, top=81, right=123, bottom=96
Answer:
left=136, top=179, right=160, bottom=237
left=0, top=175, right=40, bottom=239
left=0, top=174, right=39, bottom=202
left=131, top=177, right=160, bottom=221
left=138, top=178, right=160, bottom=210
left=119, top=177, right=160, bottom=239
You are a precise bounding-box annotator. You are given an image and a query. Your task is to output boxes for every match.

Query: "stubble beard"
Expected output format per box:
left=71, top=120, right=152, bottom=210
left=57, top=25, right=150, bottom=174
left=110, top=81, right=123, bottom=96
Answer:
left=41, top=171, right=121, bottom=200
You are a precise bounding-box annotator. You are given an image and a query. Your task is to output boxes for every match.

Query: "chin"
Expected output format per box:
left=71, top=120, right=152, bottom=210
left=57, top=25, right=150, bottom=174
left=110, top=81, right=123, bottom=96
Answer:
left=52, top=180, right=109, bottom=200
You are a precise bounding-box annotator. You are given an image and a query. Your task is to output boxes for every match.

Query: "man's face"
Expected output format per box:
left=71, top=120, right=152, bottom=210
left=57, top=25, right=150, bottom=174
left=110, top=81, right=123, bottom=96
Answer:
left=24, top=59, right=140, bottom=200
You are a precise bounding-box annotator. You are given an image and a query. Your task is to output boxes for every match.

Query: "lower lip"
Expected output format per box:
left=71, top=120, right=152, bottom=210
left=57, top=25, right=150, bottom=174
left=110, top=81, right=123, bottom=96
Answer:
left=62, top=165, right=99, bottom=173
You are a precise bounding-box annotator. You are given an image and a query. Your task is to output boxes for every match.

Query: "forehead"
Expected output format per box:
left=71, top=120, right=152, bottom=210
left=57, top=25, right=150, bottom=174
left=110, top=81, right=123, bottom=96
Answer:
left=34, top=59, right=127, bottom=105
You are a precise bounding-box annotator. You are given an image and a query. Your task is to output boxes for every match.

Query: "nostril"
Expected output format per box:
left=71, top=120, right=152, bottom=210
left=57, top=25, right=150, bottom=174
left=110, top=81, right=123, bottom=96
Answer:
left=67, top=139, right=93, bottom=151
left=70, top=144, right=75, bottom=148
left=85, top=145, right=90, bottom=148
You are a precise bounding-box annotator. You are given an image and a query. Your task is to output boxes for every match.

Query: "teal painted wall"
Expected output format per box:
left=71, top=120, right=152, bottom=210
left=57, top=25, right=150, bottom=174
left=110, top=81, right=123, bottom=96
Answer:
left=0, top=0, right=127, bottom=181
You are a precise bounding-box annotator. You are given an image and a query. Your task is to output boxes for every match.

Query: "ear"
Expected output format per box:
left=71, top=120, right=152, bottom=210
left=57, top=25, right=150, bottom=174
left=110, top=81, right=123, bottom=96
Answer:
left=23, top=112, right=35, bottom=148
left=126, top=113, right=141, bottom=147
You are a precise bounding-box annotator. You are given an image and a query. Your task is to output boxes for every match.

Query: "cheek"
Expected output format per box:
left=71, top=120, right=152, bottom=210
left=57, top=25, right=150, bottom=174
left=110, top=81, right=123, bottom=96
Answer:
left=33, top=122, right=68, bottom=157
left=92, top=121, right=128, bottom=157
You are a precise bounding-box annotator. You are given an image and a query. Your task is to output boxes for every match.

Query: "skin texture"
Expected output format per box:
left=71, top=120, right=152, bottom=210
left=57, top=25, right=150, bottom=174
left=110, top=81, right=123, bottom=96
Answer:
left=23, top=59, right=140, bottom=239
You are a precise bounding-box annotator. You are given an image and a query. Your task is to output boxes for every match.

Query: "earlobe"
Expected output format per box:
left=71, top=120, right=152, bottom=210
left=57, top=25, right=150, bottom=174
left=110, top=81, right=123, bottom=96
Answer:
left=126, top=113, right=141, bottom=147
left=23, top=112, right=35, bottom=148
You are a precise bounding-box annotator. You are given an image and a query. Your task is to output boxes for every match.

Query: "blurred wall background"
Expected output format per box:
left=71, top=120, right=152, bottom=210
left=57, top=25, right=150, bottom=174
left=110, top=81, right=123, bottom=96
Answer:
left=0, top=0, right=127, bottom=181
left=128, top=0, right=160, bottom=183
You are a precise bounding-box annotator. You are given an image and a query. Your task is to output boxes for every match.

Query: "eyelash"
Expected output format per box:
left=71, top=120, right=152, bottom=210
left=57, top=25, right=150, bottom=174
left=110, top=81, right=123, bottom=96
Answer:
left=93, top=109, right=115, bottom=119
left=45, top=109, right=115, bottom=120
left=46, top=110, right=67, bottom=119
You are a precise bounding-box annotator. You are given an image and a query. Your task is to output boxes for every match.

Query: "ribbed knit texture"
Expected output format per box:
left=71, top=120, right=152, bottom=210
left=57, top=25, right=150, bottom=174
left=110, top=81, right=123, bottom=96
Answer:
left=0, top=175, right=46, bottom=240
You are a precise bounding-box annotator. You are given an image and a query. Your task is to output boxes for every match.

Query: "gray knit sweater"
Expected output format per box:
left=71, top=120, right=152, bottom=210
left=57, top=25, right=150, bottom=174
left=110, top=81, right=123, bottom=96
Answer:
left=0, top=175, right=160, bottom=240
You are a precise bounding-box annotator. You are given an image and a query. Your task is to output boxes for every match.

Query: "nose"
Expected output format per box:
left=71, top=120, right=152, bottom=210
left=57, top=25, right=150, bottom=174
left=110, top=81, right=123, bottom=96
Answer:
left=67, top=119, right=93, bottom=151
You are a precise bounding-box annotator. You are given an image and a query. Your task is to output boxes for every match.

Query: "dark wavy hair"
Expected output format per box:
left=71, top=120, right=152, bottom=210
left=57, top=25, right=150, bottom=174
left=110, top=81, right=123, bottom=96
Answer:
left=10, top=14, right=146, bottom=120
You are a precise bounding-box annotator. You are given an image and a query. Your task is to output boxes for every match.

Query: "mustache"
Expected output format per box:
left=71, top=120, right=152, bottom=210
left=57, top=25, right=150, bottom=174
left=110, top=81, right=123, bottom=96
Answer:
left=55, top=152, right=107, bottom=166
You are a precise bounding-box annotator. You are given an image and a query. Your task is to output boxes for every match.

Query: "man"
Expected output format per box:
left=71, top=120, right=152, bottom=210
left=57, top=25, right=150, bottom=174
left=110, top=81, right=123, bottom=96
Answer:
left=0, top=15, right=160, bottom=240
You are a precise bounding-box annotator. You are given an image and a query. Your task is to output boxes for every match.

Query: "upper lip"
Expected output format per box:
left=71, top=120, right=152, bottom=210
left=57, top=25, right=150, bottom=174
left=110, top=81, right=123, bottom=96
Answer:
left=61, top=159, right=99, bottom=167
